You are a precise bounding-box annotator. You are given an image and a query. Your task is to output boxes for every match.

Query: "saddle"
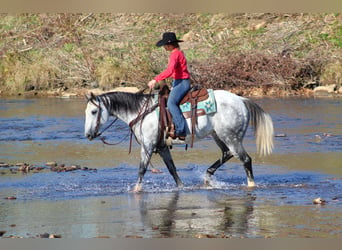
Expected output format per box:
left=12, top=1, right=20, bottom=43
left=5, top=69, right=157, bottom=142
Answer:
left=158, top=84, right=209, bottom=148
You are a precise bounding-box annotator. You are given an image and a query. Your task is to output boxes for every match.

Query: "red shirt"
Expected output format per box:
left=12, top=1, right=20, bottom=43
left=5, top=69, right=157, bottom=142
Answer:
left=154, top=48, right=190, bottom=82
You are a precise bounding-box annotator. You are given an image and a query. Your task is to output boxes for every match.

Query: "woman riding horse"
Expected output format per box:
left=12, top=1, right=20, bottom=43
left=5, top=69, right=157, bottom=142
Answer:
left=148, top=32, right=190, bottom=141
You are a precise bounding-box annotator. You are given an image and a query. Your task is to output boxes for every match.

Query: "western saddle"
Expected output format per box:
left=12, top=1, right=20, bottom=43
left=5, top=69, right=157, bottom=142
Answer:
left=158, top=84, right=209, bottom=148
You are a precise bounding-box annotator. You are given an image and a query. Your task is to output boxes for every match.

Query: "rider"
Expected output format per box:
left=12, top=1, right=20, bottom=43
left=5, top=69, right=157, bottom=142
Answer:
left=148, top=32, right=191, bottom=140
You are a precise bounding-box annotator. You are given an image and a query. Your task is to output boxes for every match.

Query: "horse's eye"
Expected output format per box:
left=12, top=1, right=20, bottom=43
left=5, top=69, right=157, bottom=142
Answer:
left=91, top=110, right=97, bottom=115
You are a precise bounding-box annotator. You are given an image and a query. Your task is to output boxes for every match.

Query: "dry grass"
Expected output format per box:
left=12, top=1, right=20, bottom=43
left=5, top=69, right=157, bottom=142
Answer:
left=0, top=13, right=341, bottom=96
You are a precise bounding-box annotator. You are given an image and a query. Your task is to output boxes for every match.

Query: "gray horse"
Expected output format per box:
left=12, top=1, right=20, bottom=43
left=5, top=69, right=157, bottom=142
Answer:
left=84, top=90, right=274, bottom=192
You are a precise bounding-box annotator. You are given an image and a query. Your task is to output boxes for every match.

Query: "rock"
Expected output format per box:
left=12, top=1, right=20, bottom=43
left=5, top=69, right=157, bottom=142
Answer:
left=0, top=231, right=6, bottom=237
left=61, top=93, right=77, bottom=98
left=315, top=84, right=336, bottom=92
left=15, top=162, right=27, bottom=167
left=4, top=196, right=17, bottom=200
left=46, top=161, right=57, bottom=167
left=65, top=165, right=79, bottom=172
left=313, top=84, right=336, bottom=96
left=51, top=166, right=65, bottom=172
left=18, top=164, right=32, bottom=173
left=0, top=163, right=9, bottom=168
left=313, top=197, right=326, bottom=204
left=338, top=87, right=342, bottom=94
left=49, top=234, right=62, bottom=238
left=40, top=233, right=50, bottom=238
left=51, top=164, right=82, bottom=172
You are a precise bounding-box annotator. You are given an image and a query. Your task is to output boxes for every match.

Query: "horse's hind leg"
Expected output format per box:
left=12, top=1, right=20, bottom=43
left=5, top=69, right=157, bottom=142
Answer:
left=158, top=146, right=183, bottom=188
left=232, top=144, right=255, bottom=187
left=215, top=132, right=255, bottom=187
left=242, top=153, right=255, bottom=187
left=205, top=132, right=233, bottom=186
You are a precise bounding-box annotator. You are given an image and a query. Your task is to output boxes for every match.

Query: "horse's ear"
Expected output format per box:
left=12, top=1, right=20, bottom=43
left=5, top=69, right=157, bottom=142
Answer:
left=90, top=92, right=96, bottom=100
left=85, top=92, right=96, bottom=102
left=85, top=93, right=91, bottom=101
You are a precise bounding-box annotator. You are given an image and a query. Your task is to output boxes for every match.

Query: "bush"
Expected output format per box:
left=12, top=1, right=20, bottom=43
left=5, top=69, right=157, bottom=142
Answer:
left=190, top=52, right=323, bottom=94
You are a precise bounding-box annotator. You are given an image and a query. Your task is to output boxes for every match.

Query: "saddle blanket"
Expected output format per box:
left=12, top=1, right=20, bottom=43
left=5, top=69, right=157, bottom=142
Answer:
left=154, top=88, right=217, bottom=117
left=180, top=88, right=216, bottom=114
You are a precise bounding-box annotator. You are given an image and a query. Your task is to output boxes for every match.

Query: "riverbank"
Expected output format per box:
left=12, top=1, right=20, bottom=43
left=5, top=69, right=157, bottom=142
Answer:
left=2, top=84, right=342, bottom=99
left=1, top=14, right=341, bottom=97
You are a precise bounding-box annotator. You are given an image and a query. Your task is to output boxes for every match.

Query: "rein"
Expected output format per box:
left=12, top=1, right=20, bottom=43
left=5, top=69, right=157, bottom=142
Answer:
left=91, top=89, right=157, bottom=153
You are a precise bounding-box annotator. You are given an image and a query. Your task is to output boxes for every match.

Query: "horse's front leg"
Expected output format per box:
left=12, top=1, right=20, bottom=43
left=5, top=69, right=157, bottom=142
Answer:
left=158, top=146, right=183, bottom=188
left=133, top=145, right=153, bottom=193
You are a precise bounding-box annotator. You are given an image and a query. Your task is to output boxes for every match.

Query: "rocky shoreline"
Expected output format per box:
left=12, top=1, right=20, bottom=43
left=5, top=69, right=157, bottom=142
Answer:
left=0, top=161, right=97, bottom=176
left=1, top=84, right=342, bottom=99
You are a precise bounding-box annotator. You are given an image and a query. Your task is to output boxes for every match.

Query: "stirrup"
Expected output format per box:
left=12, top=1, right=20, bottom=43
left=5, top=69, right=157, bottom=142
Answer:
left=166, top=136, right=187, bottom=146
left=170, top=134, right=186, bottom=140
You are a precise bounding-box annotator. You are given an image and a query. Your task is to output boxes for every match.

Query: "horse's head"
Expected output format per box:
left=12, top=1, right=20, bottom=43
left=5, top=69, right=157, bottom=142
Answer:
left=84, top=92, right=109, bottom=140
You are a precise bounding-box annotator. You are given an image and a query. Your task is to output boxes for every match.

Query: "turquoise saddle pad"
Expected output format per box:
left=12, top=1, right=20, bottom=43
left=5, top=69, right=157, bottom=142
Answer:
left=179, top=89, right=216, bottom=114
left=154, top=89, right=217, bottom=116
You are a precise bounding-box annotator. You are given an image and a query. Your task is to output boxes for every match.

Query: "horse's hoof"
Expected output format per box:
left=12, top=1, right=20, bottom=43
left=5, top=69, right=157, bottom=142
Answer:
left=204, top=174, right=213, bottom=187
left=177, top=183, right=184, bottom=189
left=132, top=184, right=143, bottom=193
left=247, top=180, right=256, bottom=188
left=204, top=181, right=212, bottom=187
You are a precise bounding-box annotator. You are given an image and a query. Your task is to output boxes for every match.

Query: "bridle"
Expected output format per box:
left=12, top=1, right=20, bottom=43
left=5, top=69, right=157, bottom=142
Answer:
left=89, top=97, right=118, bottom=139
left=88, top=90, right=156, bottom=153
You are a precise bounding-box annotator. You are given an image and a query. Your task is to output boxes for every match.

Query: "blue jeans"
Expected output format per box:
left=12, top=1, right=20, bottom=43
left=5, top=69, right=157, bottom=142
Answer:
left=167, top=79, right=191, bottom=136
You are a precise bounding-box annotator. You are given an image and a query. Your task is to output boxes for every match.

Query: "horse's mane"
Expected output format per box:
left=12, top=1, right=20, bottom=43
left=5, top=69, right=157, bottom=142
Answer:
left=98, top=91, right=153, bottom=114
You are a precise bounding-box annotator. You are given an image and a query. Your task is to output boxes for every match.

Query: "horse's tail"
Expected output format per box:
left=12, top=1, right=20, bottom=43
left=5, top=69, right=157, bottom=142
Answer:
left=242, top=98, right=274, bottom=156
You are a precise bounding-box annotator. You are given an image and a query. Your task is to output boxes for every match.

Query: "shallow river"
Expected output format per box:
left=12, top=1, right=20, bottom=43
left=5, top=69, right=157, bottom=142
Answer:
left=0, top=96, right=341, bottom=238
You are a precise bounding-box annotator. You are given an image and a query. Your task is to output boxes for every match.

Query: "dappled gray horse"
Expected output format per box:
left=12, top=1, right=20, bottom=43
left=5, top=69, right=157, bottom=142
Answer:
left=84, top=90, right=274, bottom=192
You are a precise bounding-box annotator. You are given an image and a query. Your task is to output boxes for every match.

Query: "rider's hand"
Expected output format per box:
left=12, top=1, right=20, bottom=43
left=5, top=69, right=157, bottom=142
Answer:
left=148, top=79, right=157, bottom=89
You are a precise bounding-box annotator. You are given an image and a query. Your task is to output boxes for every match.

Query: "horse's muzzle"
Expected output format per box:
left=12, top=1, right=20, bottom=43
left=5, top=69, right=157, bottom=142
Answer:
left=86, top=133, right=94, bottom=141
left=86, top=132, right=101, bottom=141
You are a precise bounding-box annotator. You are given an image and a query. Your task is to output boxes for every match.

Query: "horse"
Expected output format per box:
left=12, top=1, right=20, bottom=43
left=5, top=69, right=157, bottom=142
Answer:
left=84, top=89, right=274, bottom=192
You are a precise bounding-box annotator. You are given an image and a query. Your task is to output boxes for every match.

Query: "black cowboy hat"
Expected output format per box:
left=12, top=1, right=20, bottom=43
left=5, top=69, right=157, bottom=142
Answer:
left=156, top=32, right=183, bottom=47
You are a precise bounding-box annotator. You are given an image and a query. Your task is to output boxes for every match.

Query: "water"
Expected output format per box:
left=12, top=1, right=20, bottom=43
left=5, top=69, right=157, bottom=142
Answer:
left=0, top=96, right=341, bottom=238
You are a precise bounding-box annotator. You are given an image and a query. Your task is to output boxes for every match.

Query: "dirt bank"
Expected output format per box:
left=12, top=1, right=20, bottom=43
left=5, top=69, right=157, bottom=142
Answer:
left=1, top=14, right=341, bottom=97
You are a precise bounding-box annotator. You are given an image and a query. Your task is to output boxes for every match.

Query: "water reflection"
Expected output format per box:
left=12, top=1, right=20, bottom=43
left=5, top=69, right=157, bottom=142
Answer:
left=1, top=178, right=341, bottom=238
left=135, top=190, right=256, bottom=237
